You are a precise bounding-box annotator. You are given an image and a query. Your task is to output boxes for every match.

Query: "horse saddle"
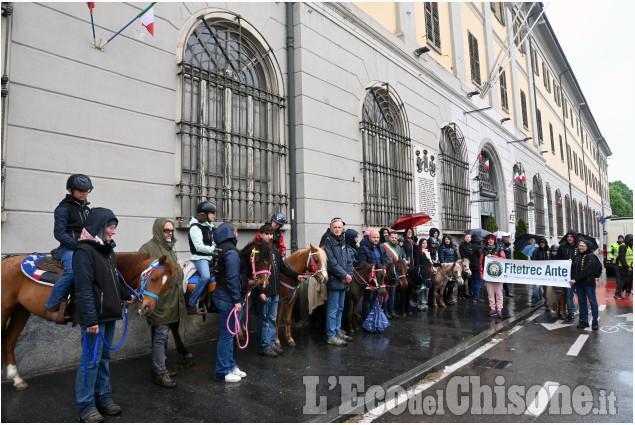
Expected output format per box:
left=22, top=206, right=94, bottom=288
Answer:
left=21, top=254, right=64, bottom=286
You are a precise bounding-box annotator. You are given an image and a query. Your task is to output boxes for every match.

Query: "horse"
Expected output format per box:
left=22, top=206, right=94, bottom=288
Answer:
left=401, top=264, right=433, bottom=315
left=1, top=252, right=178, bottom=390
left=454, top=258, right=472, bottom=301
left=546, top=286, right=566, bottom=319
left=240, top=240, right=273, bottom=289
left=274, top=245, right=327, bottom=347
left=383, top=259, right=409, bottom=315
left=429, top=261, right=465, bottom=308
left=344, top=262, right=386, bottom=333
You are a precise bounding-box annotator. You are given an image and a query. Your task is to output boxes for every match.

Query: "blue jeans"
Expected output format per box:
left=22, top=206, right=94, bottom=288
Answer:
left=189, top=259, right=211, bottom=308
left=326, top=288, right=346, bottom=339
left=257, top=295, right=278, bottom=349
left=503, top=282, right=512, bottom=296
left=75, top=321, right=115, bottom=417
left=384, top=286, right=396, bottom=313
left=575, top=285, right=599, bottom=323
left=566, top=287, right=576, bottom=316
left=214, top=296, right=243, bottom=380
left=612, top=263, right=621, bottom=285
left=362, top=290, right=377, bottom=320
left=46, top=247, right=74, bottom=309
left=531, top=285, right=542, bottom=303
left=471, top=273, right=483, bottom=299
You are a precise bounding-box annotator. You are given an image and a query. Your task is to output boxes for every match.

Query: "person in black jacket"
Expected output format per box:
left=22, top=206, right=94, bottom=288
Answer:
left=557, top=230, right=578, bottom=322
left=468, top=236, right=484, bottom=302
left=498, top=234, right=514, bottom=298
left=458, top=234, right=472, bottom=297
left=73, top=207, right=134, bottom=423
left=254, top=224, right=306, bottom=357
left=46, top=174, right=93, bottom=315
left=570, top=239, right=600, bottom=330
left=530, top=237, right=549, bottom=306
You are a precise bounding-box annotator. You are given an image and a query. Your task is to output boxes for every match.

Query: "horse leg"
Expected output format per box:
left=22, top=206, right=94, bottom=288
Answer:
left=430, top=284, right=437, bottom=307
left=4, top=305, right=31, bottom=390
left=285, top=298, right=296, bottom=347
left=169, top=322, right=192, bottom=360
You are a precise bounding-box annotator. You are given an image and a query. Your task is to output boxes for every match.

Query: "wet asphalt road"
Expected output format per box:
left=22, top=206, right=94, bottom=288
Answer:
left=2, top=281, right=631, bottom=423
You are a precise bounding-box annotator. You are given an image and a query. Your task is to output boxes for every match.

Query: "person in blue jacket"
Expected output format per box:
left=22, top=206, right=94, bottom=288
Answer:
left=439, top=235, right=458, bottom=305
left=73, top=208, right=134, bottom=423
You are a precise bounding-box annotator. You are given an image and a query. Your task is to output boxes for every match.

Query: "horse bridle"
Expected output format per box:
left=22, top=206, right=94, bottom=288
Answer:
left=249, top=248, right=272, bottom=281
left=119, top=259, right=166, bottom=301
left=353, top=264, right=385, bottom=290
left=306, top=250, right=327, bottom=279
left=387, top=262, right=407, bottom=287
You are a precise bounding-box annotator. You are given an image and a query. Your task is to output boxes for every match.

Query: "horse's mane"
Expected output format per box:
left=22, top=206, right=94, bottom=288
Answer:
left=116, top=252, right=153, bottom=271
left=241, top=240, right=273, bottom=263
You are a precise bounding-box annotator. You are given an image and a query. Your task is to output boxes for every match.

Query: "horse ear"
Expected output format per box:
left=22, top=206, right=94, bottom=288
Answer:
left=158, top=255, right=167, bottom=265
left=309, top=244, right=315, bottom=250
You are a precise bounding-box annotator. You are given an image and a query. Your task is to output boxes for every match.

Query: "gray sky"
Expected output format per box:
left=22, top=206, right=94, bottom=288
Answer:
left=544, top=0, right=635, bottom=191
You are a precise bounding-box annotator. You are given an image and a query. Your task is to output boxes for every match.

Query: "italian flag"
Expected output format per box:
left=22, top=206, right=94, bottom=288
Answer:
left=139, top=4, right=155, bottom=36
left=521, top=172, right=526, bottom=183
left=513, top=170, right=521, bottom=183
left=483, top=158, right=490, bottom=170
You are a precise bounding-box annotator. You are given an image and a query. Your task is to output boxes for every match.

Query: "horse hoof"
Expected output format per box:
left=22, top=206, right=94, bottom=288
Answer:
left=14, top=381, right=29, bottom=390
left=287, top=340, right=296, bottom=347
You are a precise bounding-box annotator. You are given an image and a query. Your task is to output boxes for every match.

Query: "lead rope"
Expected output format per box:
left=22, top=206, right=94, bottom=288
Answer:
left=227, top=294, right=249, bottom=349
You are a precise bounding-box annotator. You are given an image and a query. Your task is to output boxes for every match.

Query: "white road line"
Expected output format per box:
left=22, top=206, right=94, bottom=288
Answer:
left=599, top=304, right=606, bottom=311
left=566, top=334, right=590, bottom=356
left=359, top=311, right=544, bottom=423
left=524, top=381, right=560, bottom=417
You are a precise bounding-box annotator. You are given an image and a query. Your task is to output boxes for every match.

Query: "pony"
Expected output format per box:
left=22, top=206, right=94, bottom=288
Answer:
left=429, top=262, right=465, bottom=308
left=240, top=240, right=273, bottom=289
left=383, top=259, right=409, bottom=315
left=546, top=286, right=567, bottom=319
left=1, top=252, right=178, bottom=390
left=344, top=262, right=386, bottom=333
left=401, top=264, right=433, bottom=315
left=275, top=245, right=327, bottom=347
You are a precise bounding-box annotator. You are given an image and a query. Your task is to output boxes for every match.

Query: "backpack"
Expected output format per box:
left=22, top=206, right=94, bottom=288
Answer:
left=592, top=256, right=603, bottom=278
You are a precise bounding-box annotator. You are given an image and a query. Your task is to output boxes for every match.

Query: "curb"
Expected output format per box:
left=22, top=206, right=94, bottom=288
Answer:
left=308, top=304, right=542, bottom=423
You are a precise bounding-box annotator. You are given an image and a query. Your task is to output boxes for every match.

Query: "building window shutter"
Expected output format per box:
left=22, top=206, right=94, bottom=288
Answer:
left=425, top=3, right=441, bottom=49
left=499, top=69, right=508, bottom=111
left=468, top=32, right=481, bottom=85
left=520, top=90, right=528, bottom=129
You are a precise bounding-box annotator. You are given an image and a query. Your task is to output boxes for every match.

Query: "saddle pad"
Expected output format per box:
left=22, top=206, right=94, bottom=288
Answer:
left=21, top=254, right=58, bottom=286
left=186, top=276, right=216, bottom=293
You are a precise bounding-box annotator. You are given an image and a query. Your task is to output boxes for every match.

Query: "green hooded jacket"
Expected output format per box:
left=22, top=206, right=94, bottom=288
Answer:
left=138, top=218, right=186, bottom=325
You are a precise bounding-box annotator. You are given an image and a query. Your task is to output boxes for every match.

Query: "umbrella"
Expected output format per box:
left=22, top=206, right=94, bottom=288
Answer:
left=464, top=228, right=492, bottom=239
left=391, top=212, right=432, bottom=230
left=521, top=244, right=538, bottom=257
left=559, top=233, right=598, bottom=251
left=513, top=233, right=539, bottom=250
left=493, top=230, right=510, bottom=239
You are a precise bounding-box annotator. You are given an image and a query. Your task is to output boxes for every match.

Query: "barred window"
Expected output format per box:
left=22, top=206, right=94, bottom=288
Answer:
left=533, top=175, right=545, bottom=235
left=439, top=124, right=470, bottom=231
left=499, top=68, right=509, bottom=111
left=565, top=195, right=572, bottom=231
left=513, top=163, right=528, bottom=224
left=360, top=83, right=413, bottom=227
left=468, top=32, right=481, bottom=85
left=546, top=183, right=553, bottom=236
left=176, top=16, right=286, bottom=226
left=555, top=189, right=564, bottom=237
left=425, top=2, right=441, bottom=49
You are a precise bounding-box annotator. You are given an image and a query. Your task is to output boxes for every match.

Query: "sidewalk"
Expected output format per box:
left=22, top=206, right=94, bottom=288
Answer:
left=2, top=279, right=629, bottom=423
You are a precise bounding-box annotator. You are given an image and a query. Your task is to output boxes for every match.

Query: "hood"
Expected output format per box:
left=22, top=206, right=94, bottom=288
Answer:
left=151, top=218, right=176, bottom=249
left=213, top=222, right=235, bottom=244
left=538, top=237, right=548, bottom=247
left=83, top=207, right=117, bottom=241
left=345, top=229, right=359, bottom=246
left=379, top=227, right=389, bottom=243
left=429, top=227, right=440, bottom=237
left=565, top=230, right=578, bottom=244
left=471, top=235, right=483, bottom=244
left=625, top=234, right=633, bottom=246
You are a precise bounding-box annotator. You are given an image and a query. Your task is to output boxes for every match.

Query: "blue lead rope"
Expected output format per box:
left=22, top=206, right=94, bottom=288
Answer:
left=82, top=305, right=129, bottom=385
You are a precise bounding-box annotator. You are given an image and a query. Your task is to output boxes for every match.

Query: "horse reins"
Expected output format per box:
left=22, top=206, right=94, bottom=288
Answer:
left=353, top=265, right=385, bottom=291
left=117, top=259, right=165, bottom=301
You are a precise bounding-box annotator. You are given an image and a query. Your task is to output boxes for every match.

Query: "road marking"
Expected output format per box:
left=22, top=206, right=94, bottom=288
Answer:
left=598, top=304, right=606, bottom=311
left=566, top=334, right=589, bottom=356
left=615, top=312, right=633, bottom=321
left=524, top=381, right=560, bottom=417
left=540, top=321, right=576, bottom=331
left=359, top=311, right=544, bottom=423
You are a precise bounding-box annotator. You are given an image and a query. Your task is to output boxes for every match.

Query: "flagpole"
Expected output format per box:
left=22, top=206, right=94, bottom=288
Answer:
left=90, top=10, right=96, bottom=46
left=100, top=2, right=156, bottom=49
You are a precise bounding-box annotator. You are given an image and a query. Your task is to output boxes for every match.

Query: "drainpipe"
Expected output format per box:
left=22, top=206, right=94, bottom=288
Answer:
left=1, top=3, right=13, bottom=216
left=559, top=68, right=573, bottom=228
left=286, top=2, right=297, bottom=253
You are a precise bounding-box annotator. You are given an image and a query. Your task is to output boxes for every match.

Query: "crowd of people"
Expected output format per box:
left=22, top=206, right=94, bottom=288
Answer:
left=43, top=174, right=632, bottom=422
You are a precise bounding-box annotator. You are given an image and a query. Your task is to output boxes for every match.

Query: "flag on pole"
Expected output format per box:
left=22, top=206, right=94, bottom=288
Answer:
left=513, top=170, right=520, bottom=183
left=521, top=172, right=526, bottom=183
left=483, top=158, right=490, bottom=170
left=478, top=154, right=483, bottom=163
left=87, top=2, right=95, bottom=13
left=139, top=5, right=154, bottom=36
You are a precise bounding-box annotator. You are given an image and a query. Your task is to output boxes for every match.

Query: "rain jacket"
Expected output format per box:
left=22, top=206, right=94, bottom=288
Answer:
left=323, top=230, right=354, bottom=291
left=138, top=218, right=186, bottom=326
left=358, top=237, right=385, bottom=266
left=345, top=229, right=360, bottom=266
left=74, top=208, right=133, bottom=326
left=54, top=194, right=90, bottom=251
left=212, top=223, right=244, bottom=304
left=380, top=241, right=406, bottom=264
left=557, top=230, right=578, bottom=261
left=438, top=243, right=457, bottom=263
left=188, top=217, right=215, bottom=260
left=572, top=249, right=600, bottom=287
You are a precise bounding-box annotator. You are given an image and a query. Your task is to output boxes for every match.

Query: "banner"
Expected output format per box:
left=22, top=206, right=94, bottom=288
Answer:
left=483, top=257, right=571, bottom=288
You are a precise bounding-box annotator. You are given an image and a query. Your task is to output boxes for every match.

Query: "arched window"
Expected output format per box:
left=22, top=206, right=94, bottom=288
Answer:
left=565, top=194, right=572, bottom=231
left=513, top=163, right=528, bottom=224
left=555, top=189, right=564, bottom=237
left=360, top=83, right=413, bottom=226
left=546, top=183, right=553, bottom=237
left=177, top=15, right=286, bottom=225
left=533, top=174, right=545, bottom=235
left=438, top=124, right=470, bottom=231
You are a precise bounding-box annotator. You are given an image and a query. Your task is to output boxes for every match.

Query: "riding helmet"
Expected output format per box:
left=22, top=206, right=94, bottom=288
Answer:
left=66, top=174, right=93, bottom=192
left=271, top=212, right=287, bottom=226
left=428, top=237, right=439, bottom=245
left=196, top=201, right=217, bottom=214
left=550, top=244, right=560, bottom=251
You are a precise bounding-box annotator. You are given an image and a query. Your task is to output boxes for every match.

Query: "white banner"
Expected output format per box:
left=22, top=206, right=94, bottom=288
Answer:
left=483, top=257, right=571, bottom=288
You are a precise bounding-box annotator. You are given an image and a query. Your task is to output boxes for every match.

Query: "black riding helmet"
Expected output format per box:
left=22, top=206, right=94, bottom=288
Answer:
left=196, top=201, right=217, bottom=214
left=66, top=174, right=93, bottom=192
left=550, top=244, right=560, bottom=251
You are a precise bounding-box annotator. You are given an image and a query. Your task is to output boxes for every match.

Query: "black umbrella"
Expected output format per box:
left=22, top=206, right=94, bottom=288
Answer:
left=559, top=233, right=598, bottom=251
left=464, top=228, right=492, bottom=239
left=513, top=233, right=540, bottom=250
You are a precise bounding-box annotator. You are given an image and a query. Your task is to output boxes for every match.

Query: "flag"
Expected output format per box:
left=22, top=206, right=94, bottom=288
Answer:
left=87, top=2, right=95, bottom=13
left=139, top=6, right=154, bottom=36
left=521, top=172, right=526, bottom=183
left=478, top=154, right=483, bottom=163
left=600, top=217, right=605, bottom=224
left=596, top=214, right=600, bottom=220
left=513, top=170, right=520, bottom=183
left=557, top=198, right=562, bottom=206
left=483, top=159, right=490, bottom=170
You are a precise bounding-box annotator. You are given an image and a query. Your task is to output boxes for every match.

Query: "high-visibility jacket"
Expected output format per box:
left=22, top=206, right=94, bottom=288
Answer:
left=626, top=246, right=633, bottom=267
left=618, top=244, right=633, bottom=268
left=608, top=242, right=621, bottom=260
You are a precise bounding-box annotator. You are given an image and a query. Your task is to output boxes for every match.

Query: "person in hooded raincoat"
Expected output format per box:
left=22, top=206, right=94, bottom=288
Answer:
left=557, top=230, right=578, bottom=322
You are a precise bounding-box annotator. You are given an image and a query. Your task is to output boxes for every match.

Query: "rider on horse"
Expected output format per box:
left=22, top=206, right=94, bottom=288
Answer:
left=254, top=212, right=288, bottom=256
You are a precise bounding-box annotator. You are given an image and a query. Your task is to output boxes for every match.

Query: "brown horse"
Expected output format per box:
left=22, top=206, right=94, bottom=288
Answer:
left=1, top=253, right=178, bottom=390
left=274, top=245, right=328, bottom=347
left=429, top=261, right=465, bottom=308
left=344, top=262, right=386, bottom=333
left=385, top=259, right=409, bottom=289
